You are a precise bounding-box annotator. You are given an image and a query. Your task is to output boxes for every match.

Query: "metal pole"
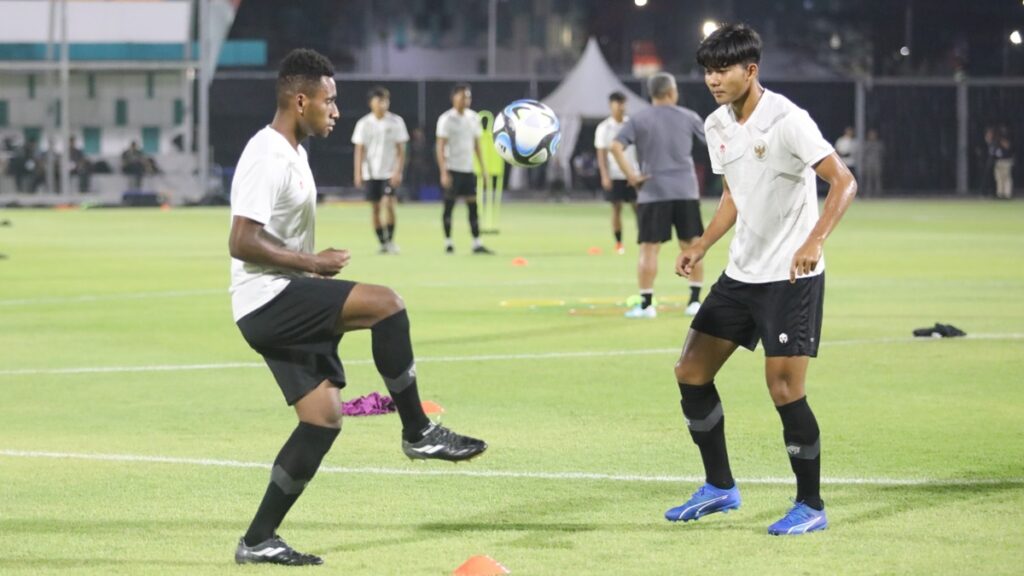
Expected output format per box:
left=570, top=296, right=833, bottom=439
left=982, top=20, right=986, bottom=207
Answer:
left=487, top=0, right=497, bottom=76
left=854, top=78, right=866, bottom=188
left=59, top=0, right=70, bottom=197
left=956, top=80, right=968, bottom=195
left=44, top=0, right=56, bottom=194
left=198, top=0, right=210, bottom=197
left=417, top=79, right=426, bottom=130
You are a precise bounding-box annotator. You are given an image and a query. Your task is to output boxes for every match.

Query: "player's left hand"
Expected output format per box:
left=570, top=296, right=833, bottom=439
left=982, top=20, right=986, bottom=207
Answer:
left=789, top=239, right=823, bottom=283
left=389, top=173, right=403, bottom=188
left=627, top=173, right=649, bottom=189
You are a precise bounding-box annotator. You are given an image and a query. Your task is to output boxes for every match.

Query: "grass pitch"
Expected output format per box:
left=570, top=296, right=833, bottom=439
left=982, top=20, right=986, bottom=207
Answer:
left=1, top=199, right=1023, bottom=575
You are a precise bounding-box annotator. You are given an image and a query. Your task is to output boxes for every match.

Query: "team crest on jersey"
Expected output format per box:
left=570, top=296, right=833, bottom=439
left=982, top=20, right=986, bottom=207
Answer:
left=753, top=140, right=768, bottom=161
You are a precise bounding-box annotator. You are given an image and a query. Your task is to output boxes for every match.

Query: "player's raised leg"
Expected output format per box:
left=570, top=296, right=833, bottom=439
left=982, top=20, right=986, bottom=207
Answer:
left=765, top=355, right=828, bottom=535
left=336, top=283, right=487, bottom=461
left=665, top=329, right=741, bottom=522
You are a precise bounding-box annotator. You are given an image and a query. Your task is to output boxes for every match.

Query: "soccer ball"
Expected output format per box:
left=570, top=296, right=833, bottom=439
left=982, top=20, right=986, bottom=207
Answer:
left=492, top=99, right=561, bottom=167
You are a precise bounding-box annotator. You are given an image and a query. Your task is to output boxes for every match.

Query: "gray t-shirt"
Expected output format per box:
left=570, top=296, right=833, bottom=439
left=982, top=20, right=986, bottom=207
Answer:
left=615, top=104, right=706, bottom=203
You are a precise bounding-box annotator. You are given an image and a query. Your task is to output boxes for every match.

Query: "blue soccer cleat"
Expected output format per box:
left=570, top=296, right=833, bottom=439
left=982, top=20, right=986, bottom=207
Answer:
left=665, top=483, right=741, bottom=522
left=767, top=501, right=829, bottom=535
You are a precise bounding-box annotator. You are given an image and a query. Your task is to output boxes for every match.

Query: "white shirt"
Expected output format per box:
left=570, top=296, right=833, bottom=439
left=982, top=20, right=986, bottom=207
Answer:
left=594, top=116, right=638, bottom=180
left=351, top=111, right=409, bottom=180
left=436, top=108, right=481, bottom=173
left=229, top=126, right=317, bottom=321
left=834, top=134, right=858, bottom=168
left=705, top=90, right=834, bottom=284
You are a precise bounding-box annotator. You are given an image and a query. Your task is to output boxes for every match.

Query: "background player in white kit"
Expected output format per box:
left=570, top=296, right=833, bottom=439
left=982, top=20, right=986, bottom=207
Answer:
left=666, top=24, right=856, bottom=536
left=436, top=83, right=492, bottom=254
left=352, top=86, right=409, bottom=254
left=595, top=91, right=639, bottom=255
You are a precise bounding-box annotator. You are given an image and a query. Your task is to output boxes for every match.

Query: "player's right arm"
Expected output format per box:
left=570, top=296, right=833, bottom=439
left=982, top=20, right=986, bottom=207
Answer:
left=229, top=217, right=350, bottom=277
left=676, top=178, right=737, bottom=277
left=352, top=144, right=365, bottom=188
left=435, top=137, right=450, bottom=189
left=610, top=141, right=647, bottom=189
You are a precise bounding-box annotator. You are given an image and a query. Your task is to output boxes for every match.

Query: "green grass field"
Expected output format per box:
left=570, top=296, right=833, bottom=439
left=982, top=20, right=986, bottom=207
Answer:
left=2, top=199, right=1023, bottom=575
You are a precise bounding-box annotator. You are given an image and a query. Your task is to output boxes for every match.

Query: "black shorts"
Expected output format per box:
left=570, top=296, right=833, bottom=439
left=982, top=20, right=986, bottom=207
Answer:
left=444, top=170, right=477, bottom=200
left=236, top=276, right=356, bottom=405
left=365, top=179, right=395, bottom=202
left=636, top=199, right=704, bottom=244
left=690, top=272, right=825, bottom=357
left=605, top=180, right=637, bottom=203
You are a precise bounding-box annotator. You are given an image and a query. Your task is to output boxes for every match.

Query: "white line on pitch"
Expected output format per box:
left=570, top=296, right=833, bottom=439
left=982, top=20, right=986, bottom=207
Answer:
left=1, top=334, right=1022, bottom=377
left=2, top=449, right=1020, bottom=487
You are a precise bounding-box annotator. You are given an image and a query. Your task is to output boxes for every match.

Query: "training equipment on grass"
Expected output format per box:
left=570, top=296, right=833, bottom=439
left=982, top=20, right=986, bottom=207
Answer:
left=491, top=99, right=561, bottom=168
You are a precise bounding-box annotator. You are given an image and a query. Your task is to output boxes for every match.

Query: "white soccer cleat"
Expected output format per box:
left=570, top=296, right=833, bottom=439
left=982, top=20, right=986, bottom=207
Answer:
left=386, top=242, right=401, bottom=254
left=624, top=305, right=657, bottom=319
left=685, top=301, right=701, bottom=316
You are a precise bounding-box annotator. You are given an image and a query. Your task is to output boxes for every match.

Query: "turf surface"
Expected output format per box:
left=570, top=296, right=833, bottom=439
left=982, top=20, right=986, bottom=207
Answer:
left=1, top=200, right=1023, bottom=575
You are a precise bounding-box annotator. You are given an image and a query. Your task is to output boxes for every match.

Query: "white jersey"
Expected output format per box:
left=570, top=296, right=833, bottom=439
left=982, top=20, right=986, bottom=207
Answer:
left=436, top=107, right=481, bottom=173
left=705, top=89, right=834, bottom=284
left=594, top=116, right=637, bottom=180
left=351, top=111, right=409, bottom=180
left=229, top=126, right=317, bottom=321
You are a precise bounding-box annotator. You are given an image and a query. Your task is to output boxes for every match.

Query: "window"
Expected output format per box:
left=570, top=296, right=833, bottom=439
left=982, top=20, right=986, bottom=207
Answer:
left=173, top=99, right=184, bottom=126
left=87, top=74, right=96, bottom=99
left=82, top=127, right=101, bottom=155
left=142, top=126, right=160, bottom=154
left=0, top=100, right=8, bottom=127
left=146, top=73, right=155, bottom=99
left=28, top=74, right=36, bottom=99
left=23, top=126, right=42, bottom=144
left=115, top=99, right=128, bottom=126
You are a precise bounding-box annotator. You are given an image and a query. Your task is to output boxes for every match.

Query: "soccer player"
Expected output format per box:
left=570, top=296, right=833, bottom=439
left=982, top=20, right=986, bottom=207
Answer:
left=665, top=24, right=856, bottom=535
left=436, top=83, right=492, bottom=254
left=352, top=85, right=409, bottom=254
left=229, top=49, right=487, bottom=566
left=611, top=73, right=706, bottom=319
left=595, top=91, right=638, bottom=255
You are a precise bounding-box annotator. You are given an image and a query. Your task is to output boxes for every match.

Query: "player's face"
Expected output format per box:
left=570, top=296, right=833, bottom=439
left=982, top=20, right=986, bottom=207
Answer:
left=370, top=95, right=390, bottom=116
left=704, top=63, right=756, bottom=105
left=609, top=100, right=625, bottom=118
left=300, top=76, right=339, bottom=138
left=452, top=89, right=472, bottom=110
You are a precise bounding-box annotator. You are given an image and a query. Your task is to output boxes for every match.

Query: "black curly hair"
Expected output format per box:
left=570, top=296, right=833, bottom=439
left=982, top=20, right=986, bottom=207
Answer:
left=276, top=48, right=335, bottom=107
left=696, top=23, right=762, bottom=70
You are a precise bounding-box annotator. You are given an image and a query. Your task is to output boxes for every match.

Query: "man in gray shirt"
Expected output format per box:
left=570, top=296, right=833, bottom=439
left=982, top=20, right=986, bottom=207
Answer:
left=611, top=72, right=707, bottom=319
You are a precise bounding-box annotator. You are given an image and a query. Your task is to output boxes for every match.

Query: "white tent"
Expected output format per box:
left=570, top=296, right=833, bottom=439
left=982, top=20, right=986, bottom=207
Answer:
left=534, top=37, right=650, bottom=188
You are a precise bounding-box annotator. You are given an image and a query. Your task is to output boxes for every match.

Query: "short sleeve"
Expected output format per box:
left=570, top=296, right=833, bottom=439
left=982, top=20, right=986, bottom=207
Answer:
left=231, top=158, right=288, bottom=224
left=781, top=110, right=834, bottom=168
left=594, top=122, right=607, bottom=149
left=615, top=118, right=636, bottom=146
left=472, top=113, right=483, bottom=139
left=435, top=114, right=449, bottom=139
left=394, top=116, right=410, bottom=143
left=706, top=120, right=724, bottom=175
left=691, top=111, right=707, bottom=145
left=350, top=118, right=366, bottom=145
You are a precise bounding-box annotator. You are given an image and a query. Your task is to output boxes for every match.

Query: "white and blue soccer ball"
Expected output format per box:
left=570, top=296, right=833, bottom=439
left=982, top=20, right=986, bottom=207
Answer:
left=492, top=99, right=561, bottom=168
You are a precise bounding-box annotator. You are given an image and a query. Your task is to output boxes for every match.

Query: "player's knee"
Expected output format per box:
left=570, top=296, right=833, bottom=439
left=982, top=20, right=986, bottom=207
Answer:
left=766, top=376, right=798, bottom=403
left=675, top=358, right=707, bottom=385
left=380, top=287, right=405, bottom=316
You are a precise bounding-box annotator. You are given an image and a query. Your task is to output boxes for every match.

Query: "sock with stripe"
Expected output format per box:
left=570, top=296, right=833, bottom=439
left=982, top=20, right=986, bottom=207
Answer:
left=679, top=381, right=734, bottom=489
left=777, top=396, right=823, bottom=510
left=372, top=309, right=431, bottom=442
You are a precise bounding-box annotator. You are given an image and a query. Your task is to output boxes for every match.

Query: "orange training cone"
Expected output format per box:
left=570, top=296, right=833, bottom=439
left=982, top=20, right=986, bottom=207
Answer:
left=511, top=257, right=528, bottom=267
left=587, top=246, right=602, bottom=255
left=421, top=400, right=445, bottom=416
left=454, top=555, right=510, bottom=576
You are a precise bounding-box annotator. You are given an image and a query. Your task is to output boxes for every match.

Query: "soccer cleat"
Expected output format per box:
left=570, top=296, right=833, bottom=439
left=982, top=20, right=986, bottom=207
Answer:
left=665, top=483, right=741, bottom=522
left=472, top=245, right=494, bottom=255
left=615, top=242, right=625, bottom=255
left=685, top=301, right=701, bottom=316
left=402, top=423, right=487, bottom=462
left=445, top=244, right=454, bottom=254
left=386, top=242, right=401, bottom=254
left=624, top=305, right=657, bottom=319
left=767, top=501, right=828, bottom=536
left=378, top=244, right=389, bottom=254
left=234, top=535, right=323, bottom=566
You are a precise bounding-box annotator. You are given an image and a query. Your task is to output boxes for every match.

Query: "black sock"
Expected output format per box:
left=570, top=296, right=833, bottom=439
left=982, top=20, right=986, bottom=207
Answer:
left=641, top=291, right=653, bottom=309
left=468, top=202, right=480, bottom=238
left=387, top=223, right=395, bottom=242
left=442, top=199, right=455, bottom=238
left=244, top=422, right=339, bottom=546
left=689, top=284, right=701, bottom=304
left=776, top=396, right=823, bottom=510
left=375, top=226, right=385, bottom=245
left=371, top=309, right=430, bottom=441
left=679, top=381, right=734, bottom=489
left=614, top=230, right=622, bottom=243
